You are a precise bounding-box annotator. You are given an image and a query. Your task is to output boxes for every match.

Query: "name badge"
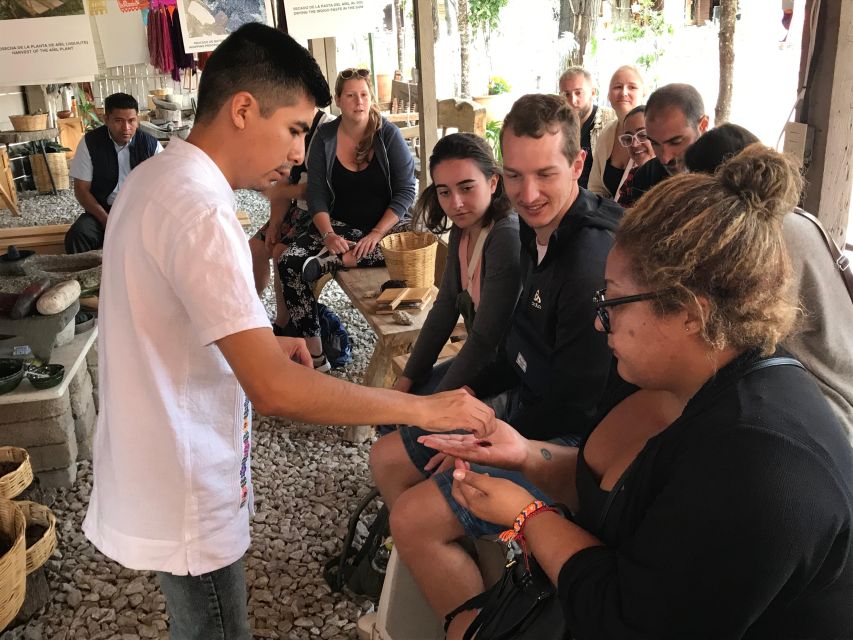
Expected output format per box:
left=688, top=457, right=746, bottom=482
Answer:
left=515, top=351, right=527, bottom=373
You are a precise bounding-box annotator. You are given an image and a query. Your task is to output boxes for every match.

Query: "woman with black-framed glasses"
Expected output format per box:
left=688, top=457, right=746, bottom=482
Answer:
left=420, top=144, right=853, bottom=639
left=279, top=67, right=416, bottom=371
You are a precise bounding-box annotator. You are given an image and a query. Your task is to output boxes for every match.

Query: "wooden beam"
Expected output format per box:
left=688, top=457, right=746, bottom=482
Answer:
left=412, top=0, right=438, bottom=192
left=309, top=38, right=340, bottom=115
left=796, top=0, right=853, bottom=245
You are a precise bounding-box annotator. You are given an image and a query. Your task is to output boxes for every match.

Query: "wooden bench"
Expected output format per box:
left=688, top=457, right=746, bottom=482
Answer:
left=328, top=239, right=467, bottom=442
left=0, top=211, right=253, bottom=256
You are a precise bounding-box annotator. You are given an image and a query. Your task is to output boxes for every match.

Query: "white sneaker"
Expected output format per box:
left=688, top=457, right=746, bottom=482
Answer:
left=312, top=352, right=331, bottom=373
left=301, top=247, right=343, bottom=283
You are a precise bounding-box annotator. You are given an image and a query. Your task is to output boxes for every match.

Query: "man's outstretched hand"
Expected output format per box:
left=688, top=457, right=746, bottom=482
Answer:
left=416, top=389, right=496, bottom=438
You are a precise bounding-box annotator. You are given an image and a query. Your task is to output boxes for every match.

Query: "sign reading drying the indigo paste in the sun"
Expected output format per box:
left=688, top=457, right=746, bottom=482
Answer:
left=0, top=0, right=98, bottom=85
left=283, top=0, right=381, bottom=40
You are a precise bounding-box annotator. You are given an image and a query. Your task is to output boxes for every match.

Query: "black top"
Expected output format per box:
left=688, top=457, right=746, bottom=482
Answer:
left=330, top=154, right=389, bottom=231
left=469, top=188, right=624, bottom=441
left=602, top=158, right=623, bottom=196
left=627, top=157, right=670, bottom=204
left=578, top=105, right=598, bottom=189
left=557, top=350, right=853, bottom=638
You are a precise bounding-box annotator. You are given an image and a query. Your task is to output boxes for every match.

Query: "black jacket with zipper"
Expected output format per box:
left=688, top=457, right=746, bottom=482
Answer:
left=470, top=188, right=623, bottom=441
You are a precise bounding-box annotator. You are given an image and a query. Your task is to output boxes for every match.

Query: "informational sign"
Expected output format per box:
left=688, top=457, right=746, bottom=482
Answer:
left=94, top=2, right=148, bottom=68
left=175, top=0, right=274, bottom=53
left=284, top=0, right=380, bottom=40
left=0, top=0, right=99, bottom=85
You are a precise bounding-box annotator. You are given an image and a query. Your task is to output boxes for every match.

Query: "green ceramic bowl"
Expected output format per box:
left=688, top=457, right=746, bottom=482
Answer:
left=26, top=364, right=65, bottom=390
left=0, top=359, right=24, bottom=395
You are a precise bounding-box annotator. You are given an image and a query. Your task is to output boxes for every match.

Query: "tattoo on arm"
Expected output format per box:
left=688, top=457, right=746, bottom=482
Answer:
left=540, top=448, right=552, bottom=461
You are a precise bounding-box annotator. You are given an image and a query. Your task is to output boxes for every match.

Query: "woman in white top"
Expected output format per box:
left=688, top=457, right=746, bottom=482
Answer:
left=588, top=65, right=645, bottom=199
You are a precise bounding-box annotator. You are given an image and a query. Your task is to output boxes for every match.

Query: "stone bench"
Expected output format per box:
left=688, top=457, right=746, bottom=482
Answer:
left=0, top=328, right=98, bottom=488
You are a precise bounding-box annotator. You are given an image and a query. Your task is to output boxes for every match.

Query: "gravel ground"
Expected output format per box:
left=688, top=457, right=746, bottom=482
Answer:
left=2, top=189, right=383, bottom=640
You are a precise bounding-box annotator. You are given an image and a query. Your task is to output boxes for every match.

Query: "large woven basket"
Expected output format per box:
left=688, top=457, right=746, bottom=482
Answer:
left=0, top=499, right=26, bottom=630
left=379, top=231, right=438, bottom=288
left=29, top=153, right=70, bottom=193
left=9, top=114, right=48, bottom=132
left=15, top=501, right=56, bottom=575
left=0, top=449, right=33, bottom=501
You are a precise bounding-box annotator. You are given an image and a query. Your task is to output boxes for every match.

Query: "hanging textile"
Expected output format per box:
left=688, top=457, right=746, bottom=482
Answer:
left=168, top=3, right=196, bottom=82
left=119, top=0, right=149, bottom=12
left=147, top=0, right=196, bottom=81
left=197, top=51, right=213, bottom=71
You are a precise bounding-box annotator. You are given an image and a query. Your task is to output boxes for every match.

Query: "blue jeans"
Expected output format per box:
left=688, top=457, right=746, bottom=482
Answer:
left=156, top=557, right=251, bottom=640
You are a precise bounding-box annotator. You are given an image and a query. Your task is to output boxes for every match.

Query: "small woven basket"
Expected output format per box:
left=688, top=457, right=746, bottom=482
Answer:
left=15, top=501, right=57, bottom=575
left=0, top=449, right=33, bottom=501
left=9, top=114, right=48, bottom=132
left=0, top=499, right=26, bottom=630
left=379, top=231, right=438, bottom=289
left=29, top=153, right=70, bottom=193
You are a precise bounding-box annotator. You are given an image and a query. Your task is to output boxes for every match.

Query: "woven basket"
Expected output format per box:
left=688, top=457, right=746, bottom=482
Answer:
left=379, top=231, right=438, bottom=288
left=9, top=114, right=48, bottom=132
left=29, top=153, right=70, bottom=193
left=0, top=449, right=33, bottom=501
left=0, top=499, right=26, bottom=630
left=15, top=501, right=56, bottom=575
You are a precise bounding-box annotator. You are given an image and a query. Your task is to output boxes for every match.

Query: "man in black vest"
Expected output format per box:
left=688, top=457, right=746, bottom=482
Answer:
left=65, top=92, right=161, bottom=253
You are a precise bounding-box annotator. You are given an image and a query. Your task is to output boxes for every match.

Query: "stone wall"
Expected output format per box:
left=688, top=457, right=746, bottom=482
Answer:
left=0, top=349, right=98, bottom=489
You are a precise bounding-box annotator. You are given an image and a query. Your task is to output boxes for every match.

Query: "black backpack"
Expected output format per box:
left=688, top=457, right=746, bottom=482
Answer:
left=323, top=487, right=390, bottom=600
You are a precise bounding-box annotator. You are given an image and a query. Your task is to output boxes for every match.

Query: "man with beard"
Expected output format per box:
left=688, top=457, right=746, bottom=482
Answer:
left=558, top=67, right=616, bottom=188
left=628, top=82, right=708, bottom=203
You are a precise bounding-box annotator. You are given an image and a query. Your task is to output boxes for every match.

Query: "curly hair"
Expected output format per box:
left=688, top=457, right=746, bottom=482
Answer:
left=412, top=133, right=512, bottom=234
left=616, top=143, right=803, bottom=354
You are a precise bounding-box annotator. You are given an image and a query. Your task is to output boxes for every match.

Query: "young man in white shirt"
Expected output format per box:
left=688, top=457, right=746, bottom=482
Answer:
left=65, top=92, right=163, bottom=253
left=82, top=23, right=494, bottom=640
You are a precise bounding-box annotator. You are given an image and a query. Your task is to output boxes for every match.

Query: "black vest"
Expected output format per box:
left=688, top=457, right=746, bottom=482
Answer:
left=84, top=126, right=158, bottom=211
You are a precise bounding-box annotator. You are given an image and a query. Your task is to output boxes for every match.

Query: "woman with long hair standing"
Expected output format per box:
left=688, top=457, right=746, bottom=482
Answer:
left=279, top=68, right=416, bottom=371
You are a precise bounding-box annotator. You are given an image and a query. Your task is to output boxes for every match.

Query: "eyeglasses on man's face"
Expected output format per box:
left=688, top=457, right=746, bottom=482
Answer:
left=340, top=68, right=370, bottom=80
left=618, top=129, right=650, bottom=147
left=592, top=287, right=662, bottom=333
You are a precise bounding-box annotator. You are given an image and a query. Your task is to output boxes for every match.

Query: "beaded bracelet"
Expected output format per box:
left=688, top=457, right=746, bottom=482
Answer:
left=499, top=500, right=559, bottom=544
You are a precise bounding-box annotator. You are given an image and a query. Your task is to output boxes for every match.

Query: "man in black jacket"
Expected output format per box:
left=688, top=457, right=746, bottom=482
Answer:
left=65, top=92, right=161, bottom=253
left=371, top=94, right=622, bottom=637
left=628, top=83, right=708, bottom=203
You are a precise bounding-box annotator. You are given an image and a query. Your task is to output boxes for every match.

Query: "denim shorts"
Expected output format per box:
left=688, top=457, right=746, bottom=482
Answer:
left=397, top=388, right=579, bottom=539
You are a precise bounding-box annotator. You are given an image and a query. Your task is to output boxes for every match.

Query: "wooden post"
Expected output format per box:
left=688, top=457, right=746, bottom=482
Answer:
left=309, top=38, right=340, bottom=115
left=413, top=0, right=439, bottom=191
left=796, top=0, right=853, bottom=245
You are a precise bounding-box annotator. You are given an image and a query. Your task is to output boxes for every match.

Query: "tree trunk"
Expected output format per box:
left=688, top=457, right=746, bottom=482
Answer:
left=715, top=0, right=737, bottom=124
left=558, top=0, right=574, bottom=36
left=559, top=0, right=602, bottom=66
left=458, top=0, right=471, bottom=98
left=394, top=0, right=405, bottom=74
left=445, top=0, right=455, bottom=36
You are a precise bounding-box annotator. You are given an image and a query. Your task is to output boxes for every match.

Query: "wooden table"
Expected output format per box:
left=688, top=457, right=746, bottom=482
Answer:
left=334, top=267, right=465, bottom=441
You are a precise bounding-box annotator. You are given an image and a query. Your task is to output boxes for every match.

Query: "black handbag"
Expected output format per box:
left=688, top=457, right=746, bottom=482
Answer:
left=445, top=540, right=569, bottom=640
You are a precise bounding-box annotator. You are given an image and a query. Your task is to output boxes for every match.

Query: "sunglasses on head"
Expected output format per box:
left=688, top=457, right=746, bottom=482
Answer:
left=340, top=68, right=370, bottom=80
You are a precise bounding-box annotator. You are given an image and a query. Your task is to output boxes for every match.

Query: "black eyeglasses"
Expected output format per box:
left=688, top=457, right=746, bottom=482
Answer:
left=592, top=287, right=661, bottom=333
left=617, top=129, right=650, bottom=147
left=340, top=68, right=370, bottom=80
